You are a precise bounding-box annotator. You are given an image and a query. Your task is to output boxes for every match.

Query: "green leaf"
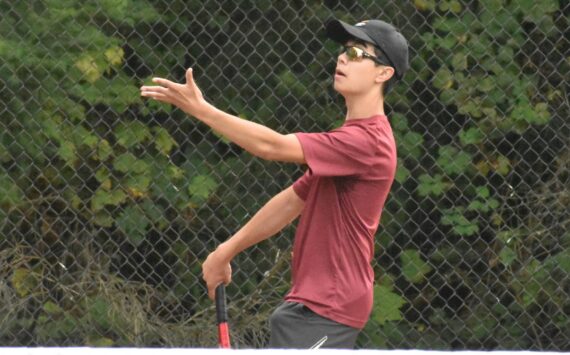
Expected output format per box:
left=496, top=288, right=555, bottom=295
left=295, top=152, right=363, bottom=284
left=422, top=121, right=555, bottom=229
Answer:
left=0, top=173, right=24, bottom=207
left=397, top=131, right=423, bottom=159
left=417, top=174, right=449, bottom=197
left=449, top=0, right=462, bottom=13
left=401, top=249, right=432, bottom=283
left=534, top=102, right=551, bottom=124
left=115, top=121, right=151, bottom=149
left=442, top=208, right=479, bottom=236
left=555, top=252, right=570, bottom=273
left=371, top=284, right=407, bottom=325
left=459, top=127, right=485, bottom=145
left=93, top=210, right=114, bottom=227
left=104, top=46, right=124, bottom=67
left=114, top=153, right=149, bottom=174
left=476, top=186, right=490, bottom=198
left=125, top=174, right=151, bottom=198
left=188, top=174, right=218, bottom=203
left=72, top=126, right=98, bottom=149
left=42, top=116, right=64, bottom=141
left=451, top=52, right=467, bottom=70
left=499, top=246, right=517, bottom=267
left=495, top=155, right=511, bottom=175
left=75, top=54, right=102, bottom=83
left=141, top=199, right=166, bottom=228
left=95, top=139, right=113, bottom=161
left=437, top=146, right=472, bottom=175
left=99, top=0, right=129, bottom=20
left=91, top=188, right=127, bottom=212
left=153, top=127, right=178, bottom=156
left=57, top=141, right=77, bottom=167
left=95, top=167, right=112, bottom=190
left=86, top=296, right=111, bottom=329
left=395, top=161, right=410, bottom=183
left=43, top=301, right=63, bottom=314
left=440, top=88, right=456, bottom=104
left=74, top=75, right=141, bottom=112
left=479, top=76, right=495, bottom=92
left=433, top=67, right=454, bottom=90
left=11, top=268, right=39, bottom=297
left=481, top=0, right=503, bottom=12
left=116, top=205, right=150, bottom=246
left=467, top=200, right=485, bottom=211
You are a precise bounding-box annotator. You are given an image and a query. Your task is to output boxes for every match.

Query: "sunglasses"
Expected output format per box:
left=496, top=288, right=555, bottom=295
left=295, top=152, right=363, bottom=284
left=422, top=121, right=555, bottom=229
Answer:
left=340, top=46, right=390, bottom=66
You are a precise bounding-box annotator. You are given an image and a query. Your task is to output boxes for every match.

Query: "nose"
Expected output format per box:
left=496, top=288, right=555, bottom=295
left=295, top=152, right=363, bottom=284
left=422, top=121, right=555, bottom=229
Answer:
left=338, top=52, right=348, bottom=65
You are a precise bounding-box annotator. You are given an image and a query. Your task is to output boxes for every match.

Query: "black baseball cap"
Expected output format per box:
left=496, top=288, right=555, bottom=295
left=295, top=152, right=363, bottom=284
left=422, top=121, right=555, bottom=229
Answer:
left=325, top=19, right=409, bottom=81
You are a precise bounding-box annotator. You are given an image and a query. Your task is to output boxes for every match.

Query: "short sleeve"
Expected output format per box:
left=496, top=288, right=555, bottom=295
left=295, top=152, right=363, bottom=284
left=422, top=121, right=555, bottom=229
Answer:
left=294, top=125, right=377, bottom=177
left=292, top=169, right=314, bottom=201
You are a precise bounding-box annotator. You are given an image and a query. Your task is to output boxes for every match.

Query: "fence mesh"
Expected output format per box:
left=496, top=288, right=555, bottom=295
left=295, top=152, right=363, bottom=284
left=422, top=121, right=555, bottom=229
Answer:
left=1, top=0, right=569, bottom=350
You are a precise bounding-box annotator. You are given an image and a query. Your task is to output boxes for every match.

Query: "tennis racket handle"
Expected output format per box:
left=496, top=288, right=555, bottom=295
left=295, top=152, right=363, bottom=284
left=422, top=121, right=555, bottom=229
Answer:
left=218, top=322, right=231, bottom=349
left=215, top=284, right=231, bottom=348
left=215, top=284, right=228, bottom=323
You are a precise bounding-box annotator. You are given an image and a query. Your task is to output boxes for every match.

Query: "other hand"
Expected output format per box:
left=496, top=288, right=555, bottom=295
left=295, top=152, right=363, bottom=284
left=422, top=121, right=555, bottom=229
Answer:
left=202, top=247, right=232, bottom=300
left=140, top=68, right=211, bottom=118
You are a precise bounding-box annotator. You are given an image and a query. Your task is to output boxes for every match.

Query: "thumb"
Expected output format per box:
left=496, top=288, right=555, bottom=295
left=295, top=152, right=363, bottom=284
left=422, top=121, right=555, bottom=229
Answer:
left=185, top=68, right=194, bottom=85
left=224, top=264, right=232, bottom=284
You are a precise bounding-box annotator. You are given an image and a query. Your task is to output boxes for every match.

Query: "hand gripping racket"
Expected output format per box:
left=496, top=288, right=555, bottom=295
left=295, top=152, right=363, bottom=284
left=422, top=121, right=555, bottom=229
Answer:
left=215, top=284, right=231, bottom=348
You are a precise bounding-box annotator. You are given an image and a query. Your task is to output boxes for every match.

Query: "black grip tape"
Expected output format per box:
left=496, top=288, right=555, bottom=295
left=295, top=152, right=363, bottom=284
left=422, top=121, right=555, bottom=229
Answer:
left=215, top=284, right=228, bottom=324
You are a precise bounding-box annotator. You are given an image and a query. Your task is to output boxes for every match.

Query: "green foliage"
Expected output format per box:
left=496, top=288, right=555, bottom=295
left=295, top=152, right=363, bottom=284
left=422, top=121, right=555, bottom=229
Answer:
left=1, top=0, right=567, bottom=350
left=418, top=174, right=449, bottom=197
left=401, top=249, right=433, bottom=283
left=371, top=284, right=407, bottom=325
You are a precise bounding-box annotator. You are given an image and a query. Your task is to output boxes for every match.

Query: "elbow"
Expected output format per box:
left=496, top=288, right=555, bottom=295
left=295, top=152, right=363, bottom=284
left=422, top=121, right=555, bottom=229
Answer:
left=256, top=138, right=281, bottom=161
left=257, top=144, right=278, bottom=161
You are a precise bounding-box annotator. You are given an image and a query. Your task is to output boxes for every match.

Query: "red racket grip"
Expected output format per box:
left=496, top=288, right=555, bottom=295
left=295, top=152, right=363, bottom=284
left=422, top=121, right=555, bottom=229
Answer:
left=215, top=284, right=231, bottom=348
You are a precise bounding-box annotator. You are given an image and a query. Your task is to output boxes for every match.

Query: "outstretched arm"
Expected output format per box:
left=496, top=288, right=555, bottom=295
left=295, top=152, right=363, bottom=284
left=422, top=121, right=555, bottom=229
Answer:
left=201, top=185, right=304, bottom=300
left=140, top=68, right=305, bottom=163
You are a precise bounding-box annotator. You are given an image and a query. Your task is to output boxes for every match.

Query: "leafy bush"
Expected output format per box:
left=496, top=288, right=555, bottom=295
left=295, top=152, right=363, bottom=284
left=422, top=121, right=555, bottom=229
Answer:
left=0, top=0, right=567, bottom=349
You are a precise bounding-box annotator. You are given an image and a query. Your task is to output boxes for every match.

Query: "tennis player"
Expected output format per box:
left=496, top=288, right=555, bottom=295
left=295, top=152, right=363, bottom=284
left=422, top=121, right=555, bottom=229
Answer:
left=141, top=18, right=409, bottom=348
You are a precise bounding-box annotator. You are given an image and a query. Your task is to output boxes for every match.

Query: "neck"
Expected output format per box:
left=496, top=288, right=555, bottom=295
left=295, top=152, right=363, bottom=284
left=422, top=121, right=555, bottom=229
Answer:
left=343, top=89, right=385, bottom=121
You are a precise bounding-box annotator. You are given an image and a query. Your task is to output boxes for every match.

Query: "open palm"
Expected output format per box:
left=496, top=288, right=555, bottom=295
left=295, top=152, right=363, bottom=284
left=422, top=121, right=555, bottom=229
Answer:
left=140, top=68, right=210, bottom=118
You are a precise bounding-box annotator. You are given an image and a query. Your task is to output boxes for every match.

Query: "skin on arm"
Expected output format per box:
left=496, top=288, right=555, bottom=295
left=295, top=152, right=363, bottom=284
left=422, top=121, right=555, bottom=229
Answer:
left=140, top=68, right=305, bottom=163
left=141, top=69, right=307, bottom=299
left=202, top=185, right=305, bottom=300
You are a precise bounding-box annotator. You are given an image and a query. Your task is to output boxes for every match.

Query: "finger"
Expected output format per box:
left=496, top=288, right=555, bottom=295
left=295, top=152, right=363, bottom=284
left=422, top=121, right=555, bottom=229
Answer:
left=140, top=90, right=168, bottom=98
left=185, top=68, right=200, bottom=91
left=140, top=86, right=169, bottom=95
left=224, top=265, right=232, bottom=284
left=185, top=68, right=193, bottom=84
left=140, top=92, right=173, bottom=104
left=208, top=284, right=217, bottom=300
left=151, top=77, right=178, bottom=89
left=140, top=85, right=169, bottom=91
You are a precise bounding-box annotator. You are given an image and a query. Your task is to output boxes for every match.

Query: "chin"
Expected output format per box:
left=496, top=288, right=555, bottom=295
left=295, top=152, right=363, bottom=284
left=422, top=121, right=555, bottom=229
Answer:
left=333, top=81, right=348, bottom=96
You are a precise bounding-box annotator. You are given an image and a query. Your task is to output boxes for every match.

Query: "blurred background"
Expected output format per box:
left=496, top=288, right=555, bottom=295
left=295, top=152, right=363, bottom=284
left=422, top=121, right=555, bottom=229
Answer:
left=0, top=0, right=568, bottom=349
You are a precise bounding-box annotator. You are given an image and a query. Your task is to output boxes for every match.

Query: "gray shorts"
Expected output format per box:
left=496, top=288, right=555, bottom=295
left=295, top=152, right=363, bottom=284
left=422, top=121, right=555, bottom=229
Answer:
left=268, top=301, right=360, bottom=349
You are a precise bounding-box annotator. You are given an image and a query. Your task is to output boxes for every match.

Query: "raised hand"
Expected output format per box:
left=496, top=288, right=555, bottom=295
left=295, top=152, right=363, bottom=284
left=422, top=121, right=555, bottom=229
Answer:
left=140, top=68, right=211, bottom=118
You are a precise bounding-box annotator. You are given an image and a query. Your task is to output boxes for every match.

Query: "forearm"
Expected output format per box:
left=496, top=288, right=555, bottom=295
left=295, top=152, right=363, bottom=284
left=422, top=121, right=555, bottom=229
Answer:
left=216, top=186, right=304, bottom=262
left=193, top=104, right=282, bottom=159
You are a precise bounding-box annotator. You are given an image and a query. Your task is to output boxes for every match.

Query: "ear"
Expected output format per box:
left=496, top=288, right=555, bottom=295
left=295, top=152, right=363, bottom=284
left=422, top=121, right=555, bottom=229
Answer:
left=375, top=66, right=395, bottom=84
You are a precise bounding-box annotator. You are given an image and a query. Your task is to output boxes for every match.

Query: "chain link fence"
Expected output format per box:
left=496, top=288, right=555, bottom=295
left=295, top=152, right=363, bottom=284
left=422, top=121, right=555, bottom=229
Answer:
left=1, top=0, right=568, bottom=350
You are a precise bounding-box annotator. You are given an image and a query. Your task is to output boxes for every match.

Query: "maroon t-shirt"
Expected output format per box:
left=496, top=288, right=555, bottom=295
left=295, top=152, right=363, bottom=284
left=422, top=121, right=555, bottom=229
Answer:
left=285, top=114, right=397, bottom=329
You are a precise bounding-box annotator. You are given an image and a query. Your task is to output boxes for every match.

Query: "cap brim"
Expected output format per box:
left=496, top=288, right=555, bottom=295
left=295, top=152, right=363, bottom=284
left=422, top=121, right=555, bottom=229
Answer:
left=325, top=19, right=375, bottom=46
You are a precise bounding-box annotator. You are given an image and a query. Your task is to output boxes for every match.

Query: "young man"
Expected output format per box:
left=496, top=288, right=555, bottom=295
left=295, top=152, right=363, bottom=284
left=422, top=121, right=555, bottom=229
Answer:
left=140, top=18, right=409, bottom=348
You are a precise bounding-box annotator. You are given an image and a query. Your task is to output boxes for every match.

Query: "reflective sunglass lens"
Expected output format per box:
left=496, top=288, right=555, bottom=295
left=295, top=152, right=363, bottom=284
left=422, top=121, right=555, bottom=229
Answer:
left=347, top=47, right=361, bottom=61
